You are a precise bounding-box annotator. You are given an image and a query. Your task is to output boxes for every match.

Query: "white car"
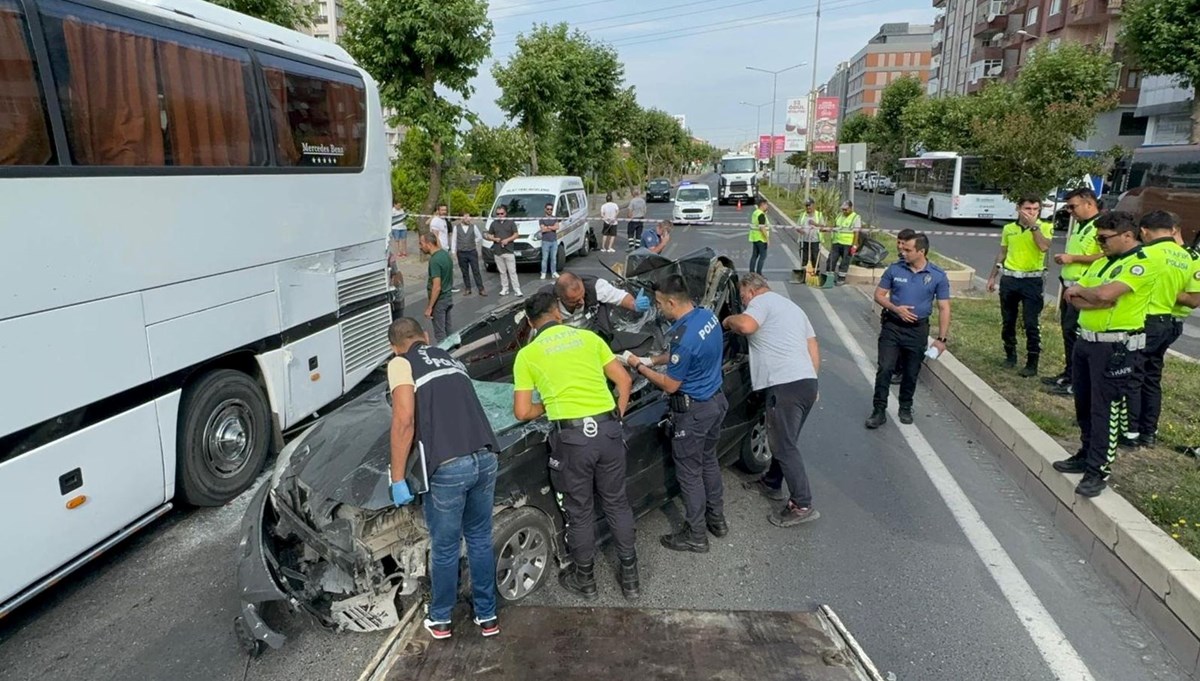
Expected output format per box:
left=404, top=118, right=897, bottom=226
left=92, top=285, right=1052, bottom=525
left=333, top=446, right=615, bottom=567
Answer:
left=672, top=183, right=716, bottom=224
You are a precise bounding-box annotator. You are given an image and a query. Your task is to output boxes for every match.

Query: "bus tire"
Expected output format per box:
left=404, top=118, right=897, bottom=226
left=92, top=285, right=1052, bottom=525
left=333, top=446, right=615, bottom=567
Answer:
left=177, top=369, right=272, bottom=507
left=926, top=201, right=935, bottom=221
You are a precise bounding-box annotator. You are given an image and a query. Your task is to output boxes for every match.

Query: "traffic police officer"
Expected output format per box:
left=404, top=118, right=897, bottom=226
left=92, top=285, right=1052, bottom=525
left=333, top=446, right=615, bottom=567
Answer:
left=628, top=274, right=728, bottom=553
left=1044, top=187, right=1104, bottom=393
left=986, top=195, right=1053, bottom=377
left=866, top=232, right=951, bottom=429
left=1052, top=212, right=1155, bottom=498
left=1122, top=211, right=1194, bottom=448
left=748, top=198, right=770, bottom=275
left=512, top=291, right=640, bottom=600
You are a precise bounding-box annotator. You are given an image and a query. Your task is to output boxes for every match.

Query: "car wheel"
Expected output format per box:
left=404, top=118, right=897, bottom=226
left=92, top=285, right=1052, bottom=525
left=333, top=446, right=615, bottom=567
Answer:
left=485, top=261, right=497, bottom=272
left=579, top=231, right=591, bottom=256
left=739, top=412, right=771, bottom=474
left=926, top=201, right=936, bottom=221
left=900, top=195, right=906, bottom=212
left=492, top=507, right=554, bottom=602
left=556, top=244, right=566, bottom=272
left=177, top=369, right=271, bottom=506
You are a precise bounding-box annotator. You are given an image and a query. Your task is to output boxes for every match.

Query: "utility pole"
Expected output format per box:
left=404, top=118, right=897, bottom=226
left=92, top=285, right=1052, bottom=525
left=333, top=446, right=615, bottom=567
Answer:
left=747, top=61, right=807, bottom=185
left=739, top=100, right=771, bottom=160
left=803, top=0, right=822, bottom=203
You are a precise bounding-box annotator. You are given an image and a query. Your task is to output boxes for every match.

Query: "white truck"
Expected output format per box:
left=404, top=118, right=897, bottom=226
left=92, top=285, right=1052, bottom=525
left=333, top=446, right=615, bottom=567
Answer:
left=717, top=153, right=759, bottom=206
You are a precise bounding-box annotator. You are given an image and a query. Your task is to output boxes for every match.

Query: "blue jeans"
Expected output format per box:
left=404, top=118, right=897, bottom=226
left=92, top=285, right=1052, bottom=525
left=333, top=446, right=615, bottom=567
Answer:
left=422, top=450, right=498, bottom=623
left=540, top=239, right=559, bottom=276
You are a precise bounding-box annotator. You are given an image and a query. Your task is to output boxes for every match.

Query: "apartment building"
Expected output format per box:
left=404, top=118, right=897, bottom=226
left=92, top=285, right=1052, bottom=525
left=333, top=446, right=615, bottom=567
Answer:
left=843, top=23, right=934, bottom=118
left=822, top=61, right=852, bottom=125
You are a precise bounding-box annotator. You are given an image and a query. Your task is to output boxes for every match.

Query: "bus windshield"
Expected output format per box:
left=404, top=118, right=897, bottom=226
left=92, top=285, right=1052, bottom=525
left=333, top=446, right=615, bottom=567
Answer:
left=720, top=158, right=756, bottom=174
left=494, top=194, right=555, bottom=218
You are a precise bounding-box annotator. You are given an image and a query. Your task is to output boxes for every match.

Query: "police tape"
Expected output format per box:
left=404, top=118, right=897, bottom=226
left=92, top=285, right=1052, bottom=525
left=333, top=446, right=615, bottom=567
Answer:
left=395, top=212, right=1005, bottom=238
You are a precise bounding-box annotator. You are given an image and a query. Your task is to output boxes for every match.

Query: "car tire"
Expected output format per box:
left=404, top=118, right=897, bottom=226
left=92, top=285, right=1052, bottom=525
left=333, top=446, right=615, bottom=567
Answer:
left=485, top=261, right=497, bottom=273
left=579, top=230, right=591, bottom=256
left=177, top=369, right=272, bottom=506
left=492, top=507, right=555, bottom=602
left=739, top=412, right=771, bottom=474
left=900, top=194, right=906, bottom=212
left=556, top=244, right=566, bottom=272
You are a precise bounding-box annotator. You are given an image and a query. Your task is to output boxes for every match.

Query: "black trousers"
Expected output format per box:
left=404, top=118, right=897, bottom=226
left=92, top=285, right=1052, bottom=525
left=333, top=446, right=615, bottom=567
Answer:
left=762, top=379, right=818, bottom=507
left=548, top=418, right=636, bottom=563
left=1128, top=317, right=1183, bottom=437
left=1071, top=339, right=1138, bottom=477
left=626, top=220, right=644, bottom=249
left=999, top=275, right=1044, bottom=359
left=873, top=316, right=928, bottom=411
left=798, top=241, right=820, bottom=269
left=827, top=243, right=852, bottom=279
left=749, top=241, right=768, bottom=274
left=457, top=250, right=484, bottom=292
left=670, top=393, right=728, bottom=539
left=1058, top=280, right=1082, bottom=379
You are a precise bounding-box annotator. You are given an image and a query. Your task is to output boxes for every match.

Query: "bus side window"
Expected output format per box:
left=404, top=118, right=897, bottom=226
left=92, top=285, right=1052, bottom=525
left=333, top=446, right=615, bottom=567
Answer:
left=259, top=55, right=366, bottom=169
left=39, top=0, right=265, bottom=167
left=0, top=0, right=54, bottom=166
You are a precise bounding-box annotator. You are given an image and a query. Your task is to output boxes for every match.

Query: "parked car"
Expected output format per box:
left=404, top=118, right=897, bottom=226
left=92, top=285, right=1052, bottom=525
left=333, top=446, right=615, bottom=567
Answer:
left=233, top=248, right=770, bottom=654
left=481, top=176, right=597, bottom=273
left=646, top=178, right=672, bottom=202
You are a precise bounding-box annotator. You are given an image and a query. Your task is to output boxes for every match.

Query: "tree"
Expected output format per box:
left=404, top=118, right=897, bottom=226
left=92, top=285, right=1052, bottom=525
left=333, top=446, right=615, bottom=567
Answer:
left=901, top=94, right=980, bottom=154
left=1120, top=0, right=1200, bottom=143
left=211, top=0, right=313, bottom=29
left=839, top=113, right=875, bottom=145
left=552, top=38, right=631, bottom=177
left=869, top=76, right=925, bottom=170
left=342, top=0, right=492, bottom=215
left=785, top=151, right=834, bottom=170
left=1017, top=42, right=1120, bottom=137
left=493, top=23, right=577, bottom=174
left=463, top=123, right=528, bottom=186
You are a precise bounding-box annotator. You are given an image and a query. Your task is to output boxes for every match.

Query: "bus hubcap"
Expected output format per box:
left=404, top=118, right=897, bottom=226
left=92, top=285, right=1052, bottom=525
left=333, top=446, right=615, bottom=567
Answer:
left=205, top=399, right=254, bottom=478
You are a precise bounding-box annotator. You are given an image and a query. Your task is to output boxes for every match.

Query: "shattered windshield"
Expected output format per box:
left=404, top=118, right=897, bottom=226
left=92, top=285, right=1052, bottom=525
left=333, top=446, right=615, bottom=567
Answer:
left=472, top=380, right=521, bottom=434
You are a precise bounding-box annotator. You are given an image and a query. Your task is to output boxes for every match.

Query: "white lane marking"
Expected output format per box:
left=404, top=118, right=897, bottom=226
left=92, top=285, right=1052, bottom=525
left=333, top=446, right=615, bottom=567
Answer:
left=776, top=244, right=1095, bottom=680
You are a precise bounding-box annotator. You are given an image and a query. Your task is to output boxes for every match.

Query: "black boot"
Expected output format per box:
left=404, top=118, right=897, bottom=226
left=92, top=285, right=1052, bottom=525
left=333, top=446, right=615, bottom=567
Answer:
left=559, top=560, right=598, bottom=600
left=1052, top=451, right=1087, bottom=474
left=1003, top=350, right=1017, bottom=369
left=705, top=512, right=729, bottom=538
left=659, top=527, right=710, bottom=553
left=865, top=408, right=887, bottom=429
left=1018, top=355, right=1039, bottom=378
left=618, top=555, right=640, bottom=601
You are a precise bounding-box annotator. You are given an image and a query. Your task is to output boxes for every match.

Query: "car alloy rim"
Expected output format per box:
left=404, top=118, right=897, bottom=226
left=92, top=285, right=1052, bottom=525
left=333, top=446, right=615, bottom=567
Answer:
left=496, top=525, right=550, bottom=600
left=751, top=416, right=770, bottom=466
left=204, top=398, right=255, bottom=479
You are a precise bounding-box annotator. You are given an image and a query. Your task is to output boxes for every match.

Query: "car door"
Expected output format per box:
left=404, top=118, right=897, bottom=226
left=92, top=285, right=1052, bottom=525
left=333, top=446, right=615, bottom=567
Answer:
left=620, top=377, right=673, bottom=516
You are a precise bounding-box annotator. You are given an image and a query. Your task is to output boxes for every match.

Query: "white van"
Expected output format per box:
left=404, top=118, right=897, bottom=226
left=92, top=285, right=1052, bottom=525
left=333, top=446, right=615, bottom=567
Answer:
left=482, top=176, right=596, bottom=272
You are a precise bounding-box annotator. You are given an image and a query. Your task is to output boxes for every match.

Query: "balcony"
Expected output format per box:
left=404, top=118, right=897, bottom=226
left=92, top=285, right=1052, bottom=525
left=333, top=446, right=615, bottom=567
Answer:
left=934, top=13, right=945, bottom=29
left=973, top=3, right=1009, bottom=37
left=1067, top=0, right=1122, bottom=26
left=976, top=44, right=1004, bottom=61
left=1005, top=0, right=1028, bottom=9
left=932, top=40, right=943, bottom=57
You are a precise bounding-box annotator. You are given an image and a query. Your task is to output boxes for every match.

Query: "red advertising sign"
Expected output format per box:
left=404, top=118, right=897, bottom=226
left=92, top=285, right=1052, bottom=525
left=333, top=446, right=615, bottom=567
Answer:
left=758, top=135, right=772, bottom=160
left=813, top=96, right=840, bottom=153
left=773, top=135, right=786, bottom=155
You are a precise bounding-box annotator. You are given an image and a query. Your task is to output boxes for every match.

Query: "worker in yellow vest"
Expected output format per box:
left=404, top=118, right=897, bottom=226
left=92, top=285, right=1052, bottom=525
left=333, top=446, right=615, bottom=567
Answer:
left=748, top=198, right=770, bottom=275
left=826, top=201, right=861, bottom=286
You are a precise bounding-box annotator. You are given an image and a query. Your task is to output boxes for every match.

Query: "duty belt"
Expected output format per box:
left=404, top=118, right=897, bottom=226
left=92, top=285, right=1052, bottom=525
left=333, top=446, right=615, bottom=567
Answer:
left=551, top=411, right=617, bottom=436
left=1146, top=314, right=1175, bottom=324
left=1001, top=269, right=1045, bottom=279
left=1078, top=329, right=1147, bottom=350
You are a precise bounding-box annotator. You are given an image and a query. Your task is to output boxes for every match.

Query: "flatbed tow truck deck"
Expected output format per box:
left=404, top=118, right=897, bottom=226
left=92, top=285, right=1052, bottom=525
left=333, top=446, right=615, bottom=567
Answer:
left=365, top=605, right=884, bottom=681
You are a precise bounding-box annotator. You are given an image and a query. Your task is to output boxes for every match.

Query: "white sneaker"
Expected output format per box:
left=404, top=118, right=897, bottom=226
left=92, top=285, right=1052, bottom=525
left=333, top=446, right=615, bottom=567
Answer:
left=540, top=274, right=547, bottom=280
left=552, top=272, right=559, bottom=278
left=515, top=290, right=523, bottom=296
left=499, top=290, right=509, bottom=296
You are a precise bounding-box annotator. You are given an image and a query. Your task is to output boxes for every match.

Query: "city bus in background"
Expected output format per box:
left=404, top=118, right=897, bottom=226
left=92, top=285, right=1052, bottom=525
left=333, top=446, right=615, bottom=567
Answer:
left=893, top=151, right=1017, bottom=222
left=0, top=0, right=392, bottom=617
left=1115, top=144, right=1200, bottom=248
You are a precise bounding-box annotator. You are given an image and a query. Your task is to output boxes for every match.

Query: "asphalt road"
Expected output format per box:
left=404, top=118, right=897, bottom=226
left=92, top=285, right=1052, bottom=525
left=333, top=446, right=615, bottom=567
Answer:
left=0, top=175, right=1192, bottom=681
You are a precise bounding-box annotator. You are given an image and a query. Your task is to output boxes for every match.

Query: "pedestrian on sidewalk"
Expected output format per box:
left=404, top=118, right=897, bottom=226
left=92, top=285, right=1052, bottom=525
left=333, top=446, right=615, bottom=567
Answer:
left=628, top=274, right=729, bottom=551
left=826, top=201, right=861, bottom=286
left=641, top=220, right=671, bottom=255
left=485, top=205, right=522, bottom=297
left=600, top=193, right=620, bottom=252
left=451, top=212, right=487, bottom=297
left=747, top=198, right=770, bottom=275
left=421, top=231, right=454, bottom=343
left=627, top=189, right=647, bottom=251
left=539, top=202, right=561, bottom=280
left=512, top=291, right=639, bottom=601
left=1043, top=188, right=1104, bottom=394
left=1052, top=211, right=1155, bottom=498
left=429, top=203, right=450, bottom=249
left=865, top=232, right=950, bottom=429
left=796, top=199, right=822, bottom=273
left=390, top=201, right=409, bottom=258
left=986, top=196, right=1053, bottom=377
left=1121, top=210, right=1194, bottom=449
left=722, top=273, right=821, bottom=527
left=385, top=317, right=501, bottom=641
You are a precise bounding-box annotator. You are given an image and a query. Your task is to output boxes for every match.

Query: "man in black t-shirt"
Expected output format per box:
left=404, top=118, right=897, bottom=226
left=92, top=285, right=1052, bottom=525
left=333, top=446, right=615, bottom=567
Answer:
left=486, top=206, right=522, bottom=296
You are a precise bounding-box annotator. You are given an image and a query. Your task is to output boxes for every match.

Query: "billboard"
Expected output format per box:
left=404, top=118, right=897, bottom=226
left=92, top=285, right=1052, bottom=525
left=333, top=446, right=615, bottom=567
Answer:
left=784, top=98, right=808, bottom=151
left=758, top=135, right=771, bottom=160
left=813, top=96, right=840, bottom=153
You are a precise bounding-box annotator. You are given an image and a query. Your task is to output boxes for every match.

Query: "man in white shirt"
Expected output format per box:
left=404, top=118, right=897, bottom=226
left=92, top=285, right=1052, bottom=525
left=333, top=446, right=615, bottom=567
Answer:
left=428, top=204, right=458, bottom=292
left=600, top=193, right=620, bottom=252
left=450, top=213, right=487, bottom=296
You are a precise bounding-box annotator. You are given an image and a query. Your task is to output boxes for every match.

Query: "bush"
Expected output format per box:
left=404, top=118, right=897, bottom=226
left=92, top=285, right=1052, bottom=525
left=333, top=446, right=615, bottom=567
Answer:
left=447, top=187, right=479, bottom=217
left=473, top=182, right=496, bottom=215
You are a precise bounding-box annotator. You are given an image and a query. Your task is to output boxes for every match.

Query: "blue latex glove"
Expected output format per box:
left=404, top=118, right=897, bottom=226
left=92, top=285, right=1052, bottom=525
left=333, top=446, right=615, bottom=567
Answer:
left=391, top=480, right=414, bottom=506
left=634, top=288, right=651, bottom=312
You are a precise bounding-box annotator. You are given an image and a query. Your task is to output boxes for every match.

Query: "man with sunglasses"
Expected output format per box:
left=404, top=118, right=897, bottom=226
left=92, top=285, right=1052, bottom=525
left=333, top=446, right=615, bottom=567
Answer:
left=1044, top=188, right=1105, bottom=394
left=1052, top=212, right=1156, bottom=498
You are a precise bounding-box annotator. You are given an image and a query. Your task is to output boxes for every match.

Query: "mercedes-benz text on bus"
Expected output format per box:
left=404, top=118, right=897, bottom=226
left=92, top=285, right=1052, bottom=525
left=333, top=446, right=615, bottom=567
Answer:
left=0, top=0, right=392, bottom=617
left=893, top=152, right=1016, bottom=222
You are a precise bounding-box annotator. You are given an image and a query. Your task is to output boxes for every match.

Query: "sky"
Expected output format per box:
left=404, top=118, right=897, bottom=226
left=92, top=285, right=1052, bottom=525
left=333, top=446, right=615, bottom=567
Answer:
left=465, top=0, right=937, bottom=151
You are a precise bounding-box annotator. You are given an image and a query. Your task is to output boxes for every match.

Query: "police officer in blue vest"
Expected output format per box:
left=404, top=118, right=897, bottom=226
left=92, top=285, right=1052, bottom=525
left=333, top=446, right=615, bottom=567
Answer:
left=866, top=232, right=951, bottom=429
left=629, top=274, right=729, bottom=552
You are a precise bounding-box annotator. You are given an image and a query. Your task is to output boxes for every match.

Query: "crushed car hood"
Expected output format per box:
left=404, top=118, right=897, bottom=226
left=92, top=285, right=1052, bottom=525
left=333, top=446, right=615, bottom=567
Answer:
left=290, top=390, right=394, bottom=512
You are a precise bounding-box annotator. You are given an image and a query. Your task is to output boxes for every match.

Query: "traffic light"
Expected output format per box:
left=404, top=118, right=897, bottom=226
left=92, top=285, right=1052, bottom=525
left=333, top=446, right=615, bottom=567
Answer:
left=818, top=169, right=830, bottom=183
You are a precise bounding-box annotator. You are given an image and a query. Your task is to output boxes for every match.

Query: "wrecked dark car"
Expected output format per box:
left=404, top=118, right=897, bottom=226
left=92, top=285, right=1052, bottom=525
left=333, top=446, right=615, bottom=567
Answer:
left=233, top=248, right=770, bottom=653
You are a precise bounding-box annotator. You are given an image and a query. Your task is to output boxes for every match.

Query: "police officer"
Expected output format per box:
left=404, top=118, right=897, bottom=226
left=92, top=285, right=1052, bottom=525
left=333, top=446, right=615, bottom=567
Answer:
left=986, top=195, right=1053, bottom=377
left=1121, top=211, right=1194, bottom=449
left=551, top=271, right=651, bottom=343
left=748, top=198, right=769, bottom=275
left=1052, top=212, right=1155, bottom=498
left=512, top=291, right=640, bottom=600
left=865, top=232, right=951, bottom=429
left=826, top=201, right=861, bottom=286
left=1044, top=188, right=1104, bottom=394
left=628, top=274, right=728, bottom=553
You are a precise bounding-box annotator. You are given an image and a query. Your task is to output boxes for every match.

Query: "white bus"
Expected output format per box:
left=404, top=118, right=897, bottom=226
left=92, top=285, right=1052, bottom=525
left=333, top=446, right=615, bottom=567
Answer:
left=893, top=152, right=1017, bottom=222
left=0, top=0, right=392, bottom=616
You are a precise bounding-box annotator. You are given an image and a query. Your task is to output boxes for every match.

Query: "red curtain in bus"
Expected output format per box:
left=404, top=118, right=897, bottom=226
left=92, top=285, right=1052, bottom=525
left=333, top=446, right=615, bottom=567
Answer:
left=324, top=79, right=364, bottom=167
left=263, top=67, right=301, bottom=165
left=61, top=16, right=164, bottom=165
left=158, top=41, right=252, bottom=166
left=0, top=6, right=52, bottom=165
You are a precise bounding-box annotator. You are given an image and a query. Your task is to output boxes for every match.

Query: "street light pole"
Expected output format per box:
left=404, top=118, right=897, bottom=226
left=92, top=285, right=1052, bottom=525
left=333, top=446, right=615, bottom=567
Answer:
left=747, top=61, right=807, bottom=186
left=739, top=100, right=771, bottom=156
left=804, top=0, right=821, bottom=203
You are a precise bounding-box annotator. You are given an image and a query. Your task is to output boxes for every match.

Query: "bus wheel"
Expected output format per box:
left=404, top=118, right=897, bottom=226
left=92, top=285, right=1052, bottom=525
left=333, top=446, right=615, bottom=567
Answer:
left=926, top=201, right=936, bottom=221
left=177, top=369, right=271, bottom=506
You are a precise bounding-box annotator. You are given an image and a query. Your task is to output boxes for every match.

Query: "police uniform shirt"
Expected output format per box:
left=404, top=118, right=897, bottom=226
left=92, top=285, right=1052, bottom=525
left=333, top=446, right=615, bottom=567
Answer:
left=664, top=307, right=723, bottom=400
left=1076, top=248, right=1154, bottom=333
left=513, top=324, right=616, bottom=421
left=641, top=229, right=661, bottom=250
left=879, top=260, right=951, bottom=320
left=1061, top=215, right=1102, bottom=281
left=1178, top=249, right=1200, bottom=319
left=1000, top=220, right=1053, bottom=272
left=1142, top=237, right=1192, bottom=316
